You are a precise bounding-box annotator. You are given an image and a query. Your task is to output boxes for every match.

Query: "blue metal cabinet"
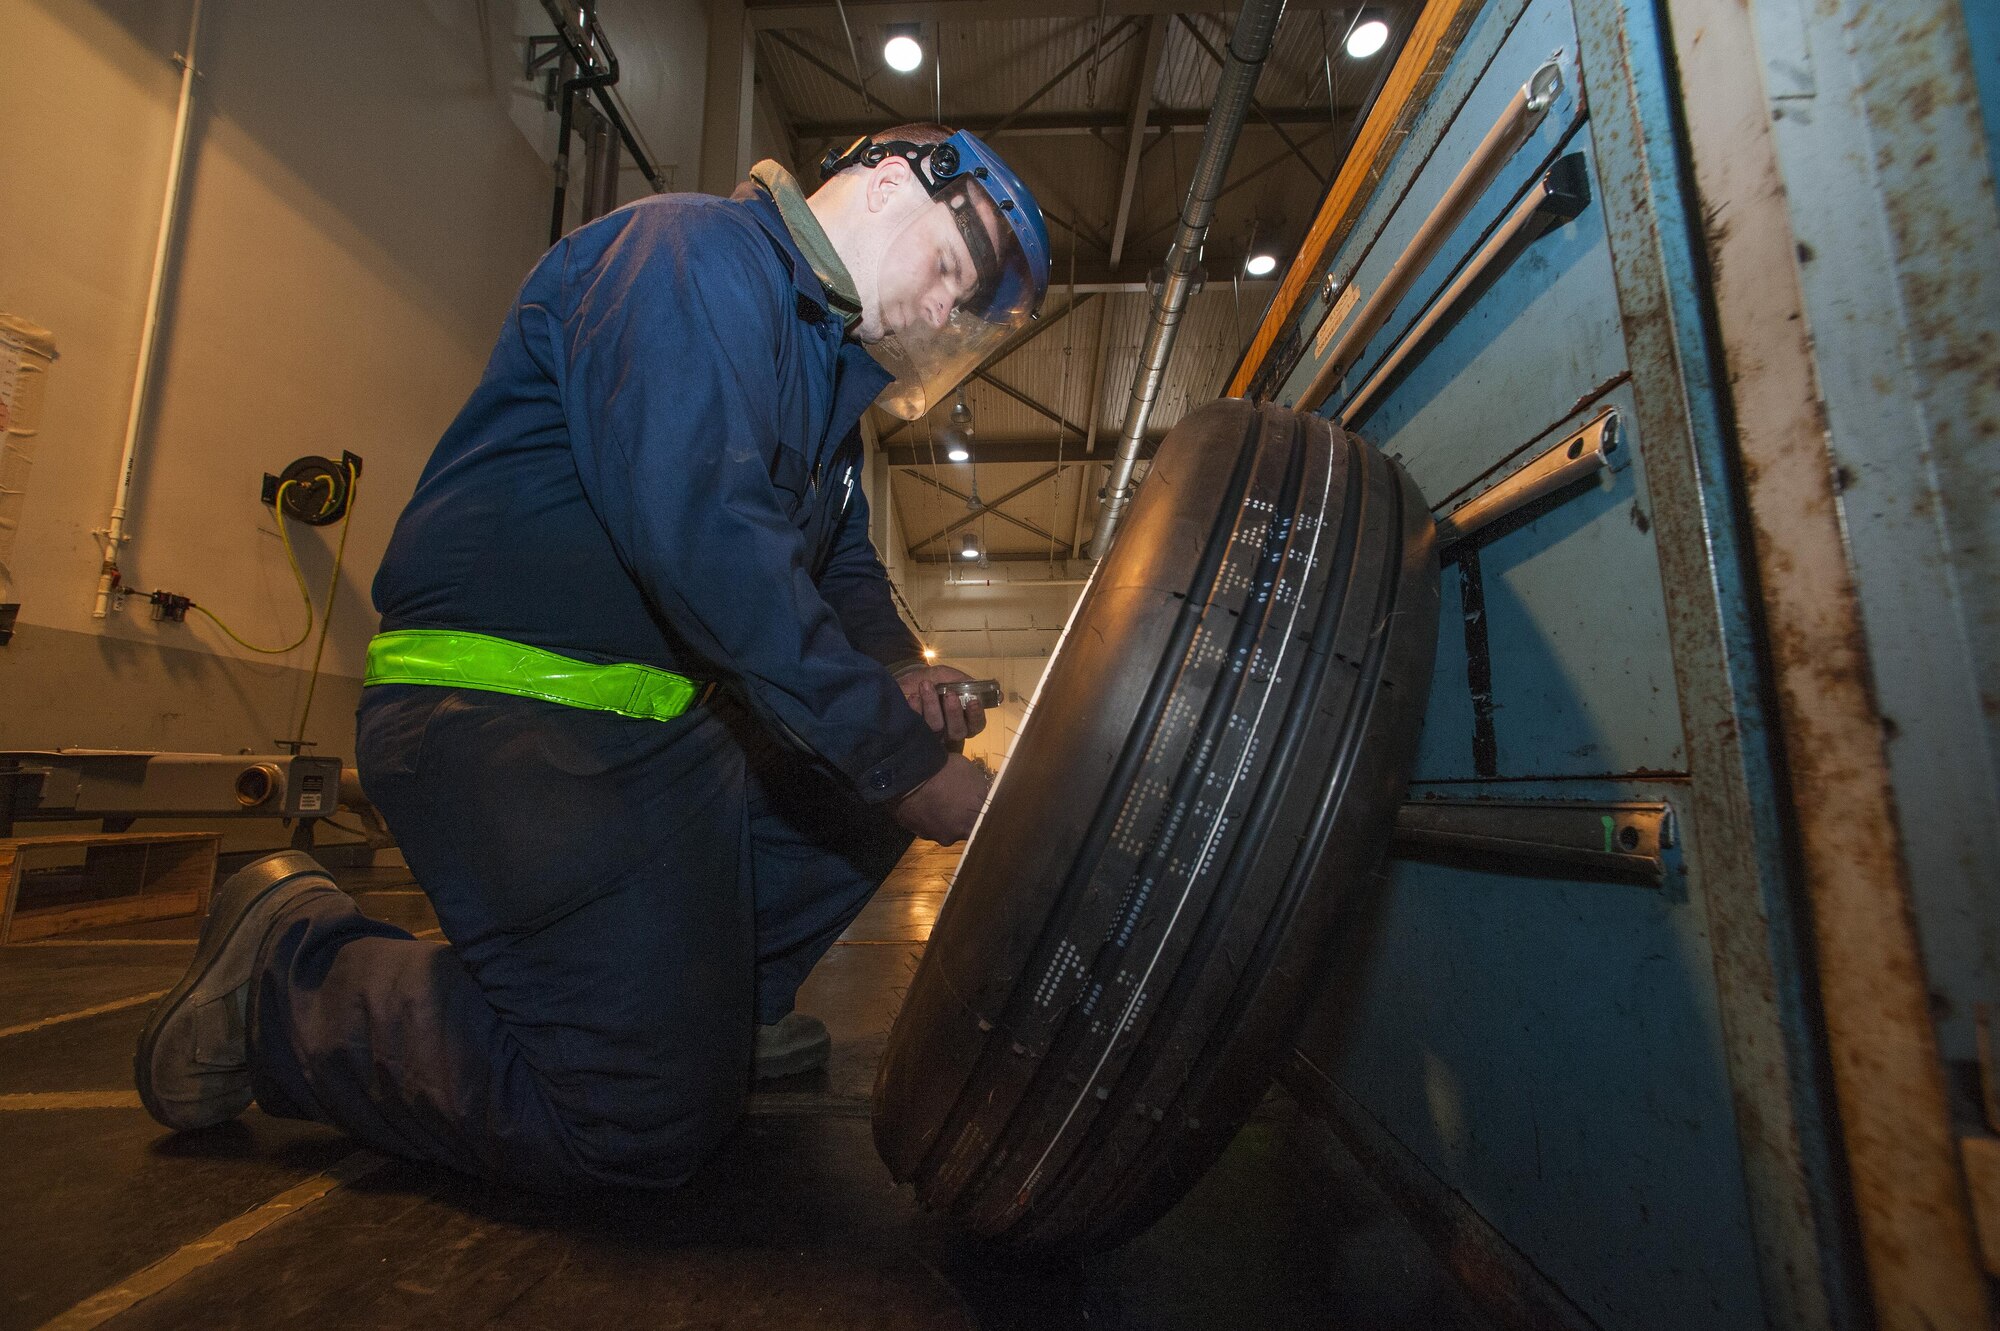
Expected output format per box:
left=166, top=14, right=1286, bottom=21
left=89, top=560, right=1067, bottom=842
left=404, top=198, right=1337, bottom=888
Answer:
left=1250, top=0, right=1875, bottom=1325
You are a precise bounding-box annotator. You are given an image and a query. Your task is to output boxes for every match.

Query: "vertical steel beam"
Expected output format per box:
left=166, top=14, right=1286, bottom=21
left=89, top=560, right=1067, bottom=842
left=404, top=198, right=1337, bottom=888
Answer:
left=700, top=0, right=757, bottom=195
left=754, top=68, right=805, bottom=179
left=1109, top=17, right=1168, bottom=268
left=1572, top=0, right=1861, bottom=1320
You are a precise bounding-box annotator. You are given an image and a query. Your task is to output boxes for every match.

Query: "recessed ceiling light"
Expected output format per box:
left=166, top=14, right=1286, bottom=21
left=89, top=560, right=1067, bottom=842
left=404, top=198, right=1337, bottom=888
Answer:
left=884, top=31, right=923, bottom=73
left=1245, top=253, right=1278, bottom=277
left=1346, top=18, right=1389, bottom=58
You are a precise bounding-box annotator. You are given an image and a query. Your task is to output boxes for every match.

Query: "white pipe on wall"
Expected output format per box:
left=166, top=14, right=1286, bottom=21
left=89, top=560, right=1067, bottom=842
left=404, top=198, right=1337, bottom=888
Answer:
left=95, top=0, right=204, bottom=619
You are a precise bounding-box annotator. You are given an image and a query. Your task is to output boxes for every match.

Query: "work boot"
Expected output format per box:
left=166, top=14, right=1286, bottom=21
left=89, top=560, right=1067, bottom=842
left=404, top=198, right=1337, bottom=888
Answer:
left=134, top=851, right=341, bottom=1130
left=753, top=1012, right=831, bottom=1080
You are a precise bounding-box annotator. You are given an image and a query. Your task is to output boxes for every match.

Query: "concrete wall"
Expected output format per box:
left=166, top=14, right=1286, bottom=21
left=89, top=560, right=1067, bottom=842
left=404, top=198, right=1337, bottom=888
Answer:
left=0, top=1, right=704, bottom=797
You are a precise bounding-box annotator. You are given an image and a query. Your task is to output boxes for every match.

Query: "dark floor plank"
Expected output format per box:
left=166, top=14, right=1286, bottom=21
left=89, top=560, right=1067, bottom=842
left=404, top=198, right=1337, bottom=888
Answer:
left=6, top=842, right=1497, bottom=1331
left=0, top=947, right=191, bottom=1030
left=44, top=915, right=204, bottom=942
left=91, top=1098, right=1495, bottom=1331
left=0, top=1004, right=154, bottom=1094
left=100, top=1117, right=978, bottom=1331
left=839, top=888, right=943, bottom=943
left=0, top=1109, right=351, bottom=1331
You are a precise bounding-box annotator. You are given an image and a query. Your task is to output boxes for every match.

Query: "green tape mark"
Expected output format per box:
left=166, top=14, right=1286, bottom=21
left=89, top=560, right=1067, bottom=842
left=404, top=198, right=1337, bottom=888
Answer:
left=1602, top=813, right=1617, bottom=854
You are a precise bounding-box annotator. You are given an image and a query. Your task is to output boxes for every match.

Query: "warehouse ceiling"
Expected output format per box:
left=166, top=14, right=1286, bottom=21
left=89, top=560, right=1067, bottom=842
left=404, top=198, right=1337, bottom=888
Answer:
left=743, top=0, right=1414, bottom=566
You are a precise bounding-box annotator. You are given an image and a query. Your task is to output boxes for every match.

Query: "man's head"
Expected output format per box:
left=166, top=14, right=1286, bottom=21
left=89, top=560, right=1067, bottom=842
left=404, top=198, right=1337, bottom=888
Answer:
left=808, top=125, right=1050, bottom=419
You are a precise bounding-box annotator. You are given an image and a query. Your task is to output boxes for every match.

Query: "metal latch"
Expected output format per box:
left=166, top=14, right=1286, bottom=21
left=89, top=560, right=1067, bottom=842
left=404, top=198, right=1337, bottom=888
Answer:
left=1392, top=798, right=1674, bottom=885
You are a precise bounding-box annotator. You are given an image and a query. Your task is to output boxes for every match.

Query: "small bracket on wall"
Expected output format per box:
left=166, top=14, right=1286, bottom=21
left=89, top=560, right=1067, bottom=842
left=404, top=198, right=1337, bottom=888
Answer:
left=1434, top=410, right=1620, bottom=556
left=1392, top=798, right=1675, bottom=885
left=148, top=590, right=192, bottom=623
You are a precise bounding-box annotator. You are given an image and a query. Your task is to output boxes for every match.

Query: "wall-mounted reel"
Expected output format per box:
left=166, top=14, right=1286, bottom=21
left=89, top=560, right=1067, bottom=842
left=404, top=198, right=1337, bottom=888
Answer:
left=262, top=452, right=363, bottom=526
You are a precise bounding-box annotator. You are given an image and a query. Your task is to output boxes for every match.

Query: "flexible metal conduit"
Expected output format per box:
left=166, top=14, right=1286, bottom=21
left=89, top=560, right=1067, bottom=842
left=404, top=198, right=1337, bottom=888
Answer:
left=1089, top=0, right=1288, bottom=560
left=94, top=0, right=203, bottom=619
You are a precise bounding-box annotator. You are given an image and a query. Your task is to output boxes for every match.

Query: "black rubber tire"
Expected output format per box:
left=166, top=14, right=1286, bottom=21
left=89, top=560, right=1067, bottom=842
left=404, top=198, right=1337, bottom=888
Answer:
left=872, top=399, right=1440, bottom=1252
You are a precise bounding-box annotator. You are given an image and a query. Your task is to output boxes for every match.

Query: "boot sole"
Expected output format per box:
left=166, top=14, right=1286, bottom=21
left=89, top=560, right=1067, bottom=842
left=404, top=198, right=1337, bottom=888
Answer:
left=133, top=851, right=334, bottom=1129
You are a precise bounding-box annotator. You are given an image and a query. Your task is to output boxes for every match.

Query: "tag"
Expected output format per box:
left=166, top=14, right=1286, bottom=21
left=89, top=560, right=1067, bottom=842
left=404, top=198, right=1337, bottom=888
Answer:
left=1314, top=280, right=1362, bottom=359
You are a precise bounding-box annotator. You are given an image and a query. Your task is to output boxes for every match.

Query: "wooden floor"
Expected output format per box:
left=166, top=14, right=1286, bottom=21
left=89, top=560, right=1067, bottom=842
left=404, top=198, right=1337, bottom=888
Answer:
left=0, top=844, right=1493, bottom=1331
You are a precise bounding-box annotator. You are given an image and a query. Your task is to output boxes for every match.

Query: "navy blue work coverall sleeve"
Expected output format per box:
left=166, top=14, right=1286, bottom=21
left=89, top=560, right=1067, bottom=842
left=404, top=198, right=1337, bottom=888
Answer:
left=536, top=208, right=943, bottom=802
left=815, top=435, right=925, bottom=673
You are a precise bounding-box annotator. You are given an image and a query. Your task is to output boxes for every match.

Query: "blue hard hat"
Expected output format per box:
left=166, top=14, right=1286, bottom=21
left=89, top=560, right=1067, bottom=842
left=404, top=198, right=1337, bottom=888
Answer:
left=936, top=130, right=1050, bottom=317
left=819, top=129, right=1050, bottom=319
left=817, top=128, right=1053, bottom=419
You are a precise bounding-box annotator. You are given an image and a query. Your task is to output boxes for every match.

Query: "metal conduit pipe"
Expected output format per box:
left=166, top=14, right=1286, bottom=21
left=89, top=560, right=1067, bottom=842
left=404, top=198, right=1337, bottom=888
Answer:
left=94, top=0, right=204, bottom=619
left=549, top=63, right=620, bottom=245
left=537, top=0, right=666, bottom=202
left=1089, top=0, right=1288, bottom=560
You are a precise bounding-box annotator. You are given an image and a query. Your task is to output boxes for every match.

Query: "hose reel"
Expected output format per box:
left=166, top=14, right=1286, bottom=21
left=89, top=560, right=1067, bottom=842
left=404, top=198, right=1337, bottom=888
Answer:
left=263, top=452, right=362, bottom=526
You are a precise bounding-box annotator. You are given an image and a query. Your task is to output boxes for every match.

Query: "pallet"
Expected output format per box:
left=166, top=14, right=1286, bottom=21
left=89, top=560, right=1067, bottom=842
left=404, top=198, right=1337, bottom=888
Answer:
left=0, top=831, right=219, bottom=942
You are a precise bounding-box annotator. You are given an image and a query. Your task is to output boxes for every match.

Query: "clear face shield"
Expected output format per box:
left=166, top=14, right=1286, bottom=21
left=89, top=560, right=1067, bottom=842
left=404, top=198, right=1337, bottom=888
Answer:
left=821, top=132, right=1051, bottom=422
left=868, top=178, right=1042, bottom=420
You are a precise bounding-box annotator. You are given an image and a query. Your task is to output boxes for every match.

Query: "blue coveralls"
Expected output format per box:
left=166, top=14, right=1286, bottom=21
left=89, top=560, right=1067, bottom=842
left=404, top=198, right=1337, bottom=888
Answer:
left=244, top=185, right=950, bottom=1190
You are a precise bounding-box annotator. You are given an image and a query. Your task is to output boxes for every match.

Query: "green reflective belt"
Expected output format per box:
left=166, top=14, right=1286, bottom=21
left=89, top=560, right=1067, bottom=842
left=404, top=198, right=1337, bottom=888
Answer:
left=364, top=630, right=706, bottom=722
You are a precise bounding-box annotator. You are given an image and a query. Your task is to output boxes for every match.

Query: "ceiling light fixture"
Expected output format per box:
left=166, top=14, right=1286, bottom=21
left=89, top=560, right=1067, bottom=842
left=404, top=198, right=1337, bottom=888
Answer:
left=884, top=25, right=924, bottom=73
left=960, top=533, right=980, bottom=560
left=1345, top=17, right=1390, bottom=58
left=1245, top=252, right=1278, bottom=277
left=942, top=389, right=974, bottom=462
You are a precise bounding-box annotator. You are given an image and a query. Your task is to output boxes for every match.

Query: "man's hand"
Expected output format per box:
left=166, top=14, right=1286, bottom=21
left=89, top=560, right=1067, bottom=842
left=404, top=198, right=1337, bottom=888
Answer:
left=891, top=754, right=991, bottom=846
left=895, top=664, right=989, bottom=742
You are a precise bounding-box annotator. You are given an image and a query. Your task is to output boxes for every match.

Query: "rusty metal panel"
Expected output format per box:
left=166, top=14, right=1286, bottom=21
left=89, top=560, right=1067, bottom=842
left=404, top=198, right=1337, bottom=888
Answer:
left=1567, top=0, right=1877, bottom=1320
left=1652, top=0, right=1998, bottom=1320
left=1758, top=0, right=2000, bottom=1071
